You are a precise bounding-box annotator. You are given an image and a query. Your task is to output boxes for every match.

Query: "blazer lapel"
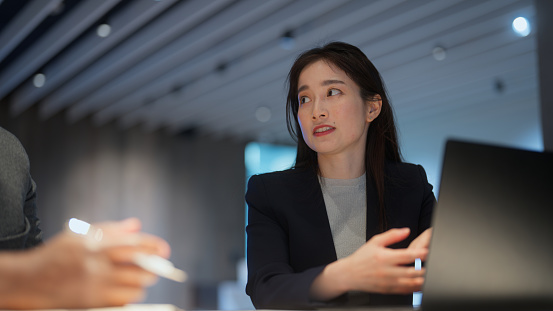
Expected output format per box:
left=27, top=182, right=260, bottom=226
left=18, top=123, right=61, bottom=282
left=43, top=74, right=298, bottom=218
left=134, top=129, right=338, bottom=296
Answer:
left=365, top=174, right=380, bottom=241
left=294, top=168, right=338, bottom=263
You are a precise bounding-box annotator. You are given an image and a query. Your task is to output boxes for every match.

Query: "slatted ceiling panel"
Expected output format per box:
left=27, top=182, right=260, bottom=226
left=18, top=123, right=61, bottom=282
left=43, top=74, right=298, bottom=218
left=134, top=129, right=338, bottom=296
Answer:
left=100, top=0, right=343, bottom=127
left=385, top=42, right=532, bottom=112
left=395, top=75, right=537, bottom=128
left=66, top=0, right=276, bottom=123
left=157, top=6, right=392, bottom=131
left=116, top=0, right=358, bottom=130
left=390, top=38, right=537, bottom=116
left=0, top=0, right=62, bottom=63
left=200, top=80, right=290, bottom=136
left=136, top=2, right=354, bottom=130
left=373, top=6, right=531, bottom=79
left=128, top=0, right=400, bottom=130
left=289, top=0, right=405, bottom=41
left=204, top=70, right=537, bottom=143
left=194, top=83, right=287, bottom=138
left=170, top=0, right=477, bottom=135
left=400, top=86, right=539, bottom=139
left=196, top=81, right=287, bottom=130
left=224, top=66, right=538, bottom=144
left=174, top=0, right=503, bottom=138
left=392, top=42, right=536, bottom=112
left=363, top=0, right=514, bottom=54
left=39, top=0, right=235, bottom=119
left=240, top=13, right=535, bottom=141
left=0, top=0, right=539, bottom=146
left=190, top=2, right=445, bottom=138
left=397, top=66, right=537, bottom=125
left=341, top=0, right=463, bottom=48
left=387, top=36, right=535, bottom=101
left=392, top=86, right=540, bottom=150
left=0, top=0, right=121, bottom=102
left=168, top=58, right=290, bottom=124
left=404, top=77, right=538, bottom=141
left=11, top=0, right=177, bottom=115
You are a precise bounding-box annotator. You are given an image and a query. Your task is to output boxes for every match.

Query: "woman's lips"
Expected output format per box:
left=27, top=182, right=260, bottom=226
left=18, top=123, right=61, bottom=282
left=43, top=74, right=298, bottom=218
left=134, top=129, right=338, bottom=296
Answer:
left=313, top=125, right=336, bottom=137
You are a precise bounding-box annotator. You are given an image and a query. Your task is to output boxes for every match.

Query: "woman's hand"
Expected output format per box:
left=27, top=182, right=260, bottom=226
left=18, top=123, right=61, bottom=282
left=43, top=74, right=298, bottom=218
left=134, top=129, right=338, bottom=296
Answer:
left=310, top=228, right=428, bottom=301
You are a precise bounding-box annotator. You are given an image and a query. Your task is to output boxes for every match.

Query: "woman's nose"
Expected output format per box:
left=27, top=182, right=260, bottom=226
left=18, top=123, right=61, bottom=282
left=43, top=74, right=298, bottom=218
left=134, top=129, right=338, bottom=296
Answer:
left=312, top=100, right=328, bottom=120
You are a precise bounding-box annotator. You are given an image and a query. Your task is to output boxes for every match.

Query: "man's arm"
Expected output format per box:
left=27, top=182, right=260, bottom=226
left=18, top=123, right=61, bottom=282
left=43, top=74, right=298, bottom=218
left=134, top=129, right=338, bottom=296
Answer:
left=0, top=218, right=170, bottom=310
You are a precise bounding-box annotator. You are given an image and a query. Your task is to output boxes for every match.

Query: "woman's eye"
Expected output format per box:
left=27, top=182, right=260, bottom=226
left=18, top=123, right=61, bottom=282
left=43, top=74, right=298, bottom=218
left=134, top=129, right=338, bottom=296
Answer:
left=327, top=88, right=342, bottom=96
left=299, top=96, right=311, bottom=104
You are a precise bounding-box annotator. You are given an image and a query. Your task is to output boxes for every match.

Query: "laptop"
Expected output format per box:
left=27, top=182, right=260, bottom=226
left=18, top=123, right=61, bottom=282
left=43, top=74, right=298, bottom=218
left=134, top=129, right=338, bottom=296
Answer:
left=420, top=139, right=553, bottom=311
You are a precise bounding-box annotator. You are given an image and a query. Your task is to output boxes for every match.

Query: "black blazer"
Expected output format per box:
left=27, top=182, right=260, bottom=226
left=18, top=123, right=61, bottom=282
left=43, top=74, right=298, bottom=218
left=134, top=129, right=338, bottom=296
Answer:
left=245, top=162, right=435, bottom=309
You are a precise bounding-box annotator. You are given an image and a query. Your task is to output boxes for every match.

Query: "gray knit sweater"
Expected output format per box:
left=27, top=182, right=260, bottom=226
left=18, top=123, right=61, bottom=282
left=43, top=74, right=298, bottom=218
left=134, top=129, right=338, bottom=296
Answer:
left=320, top=174, right=366, bottom=259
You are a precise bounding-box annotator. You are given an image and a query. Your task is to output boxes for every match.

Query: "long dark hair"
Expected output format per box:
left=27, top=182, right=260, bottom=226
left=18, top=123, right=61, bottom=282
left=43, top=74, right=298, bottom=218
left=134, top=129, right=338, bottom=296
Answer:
left=285, top=41, right=402, bottom=232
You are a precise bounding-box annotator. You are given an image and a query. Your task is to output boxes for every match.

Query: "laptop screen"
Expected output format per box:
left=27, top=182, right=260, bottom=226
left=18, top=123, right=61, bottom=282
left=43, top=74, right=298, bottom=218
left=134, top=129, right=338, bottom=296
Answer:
left=421, top=140, right=553, bottom=311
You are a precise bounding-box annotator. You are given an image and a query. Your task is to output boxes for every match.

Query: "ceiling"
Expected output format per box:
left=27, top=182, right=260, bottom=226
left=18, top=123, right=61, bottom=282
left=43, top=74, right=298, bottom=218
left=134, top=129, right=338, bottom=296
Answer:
left=0, top=0, right=538, bottom=144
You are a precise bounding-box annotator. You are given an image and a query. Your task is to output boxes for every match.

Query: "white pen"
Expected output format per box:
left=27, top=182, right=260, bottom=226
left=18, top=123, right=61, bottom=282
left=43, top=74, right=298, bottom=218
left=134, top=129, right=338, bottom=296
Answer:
left=67, top=218, right=187, bottom=283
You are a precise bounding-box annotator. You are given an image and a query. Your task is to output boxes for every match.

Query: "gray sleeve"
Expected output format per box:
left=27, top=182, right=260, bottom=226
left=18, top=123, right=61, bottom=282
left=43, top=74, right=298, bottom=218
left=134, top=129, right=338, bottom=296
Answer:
left=0, top=127, right=43, bottom=249
left=23, top=177, right=43, bottom=248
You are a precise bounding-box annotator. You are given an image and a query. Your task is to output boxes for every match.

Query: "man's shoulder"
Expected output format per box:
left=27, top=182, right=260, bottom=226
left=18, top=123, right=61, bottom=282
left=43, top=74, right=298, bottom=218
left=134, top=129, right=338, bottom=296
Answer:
left=0, top=127, right=29, bottom=163
left=0, top=127, right=22, bottom=147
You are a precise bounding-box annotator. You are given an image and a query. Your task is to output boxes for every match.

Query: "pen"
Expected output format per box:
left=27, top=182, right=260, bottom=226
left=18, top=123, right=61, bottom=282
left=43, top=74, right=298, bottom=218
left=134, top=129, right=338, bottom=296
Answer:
left=67, top=218, right=187, bottom=283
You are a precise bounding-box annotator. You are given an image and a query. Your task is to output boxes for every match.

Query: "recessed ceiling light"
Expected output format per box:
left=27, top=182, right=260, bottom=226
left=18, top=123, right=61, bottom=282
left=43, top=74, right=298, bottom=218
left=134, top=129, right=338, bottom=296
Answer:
left=432, top=46, right=446, bottom=61
left=97, top=23, right=112, bottom=38
left=494, top=78, right=505, bottom=94
left=216, top=62, right=228, bottom=73
left=280, top=31, right=295, bottom=50
left=33, top=73, right=46, bottom=88
left=512, top=17, right=530, bottom=37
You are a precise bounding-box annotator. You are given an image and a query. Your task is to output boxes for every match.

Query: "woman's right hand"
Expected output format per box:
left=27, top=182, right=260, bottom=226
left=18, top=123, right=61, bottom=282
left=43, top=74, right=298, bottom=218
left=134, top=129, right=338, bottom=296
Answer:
left=310, top=228, right=427, bottom=301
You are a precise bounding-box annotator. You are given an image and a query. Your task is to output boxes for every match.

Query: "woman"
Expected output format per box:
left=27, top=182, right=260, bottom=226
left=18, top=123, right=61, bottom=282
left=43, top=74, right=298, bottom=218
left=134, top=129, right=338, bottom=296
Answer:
left=245, top=42, right=435, bottom=309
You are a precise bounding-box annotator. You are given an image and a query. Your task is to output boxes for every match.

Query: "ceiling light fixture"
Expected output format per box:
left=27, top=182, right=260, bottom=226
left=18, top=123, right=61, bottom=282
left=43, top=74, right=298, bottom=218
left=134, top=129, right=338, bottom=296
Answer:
left=33, top=73, right=46, bottom=88
left=97, top=23, right=112, bottom=38
left=512, top=17, right=531, bottom=37
left=432, top=46, right=447, bottom=61
left=494, top=78, right=505, bottom=94
left=280, top=30, right=295, bottom=50
left=216, top=62, right=228, bottom=74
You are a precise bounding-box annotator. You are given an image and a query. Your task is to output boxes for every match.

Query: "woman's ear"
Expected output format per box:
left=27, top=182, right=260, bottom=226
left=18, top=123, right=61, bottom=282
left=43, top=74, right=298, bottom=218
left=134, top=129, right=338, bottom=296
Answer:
left=366, top=94, right=382, bottom=122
